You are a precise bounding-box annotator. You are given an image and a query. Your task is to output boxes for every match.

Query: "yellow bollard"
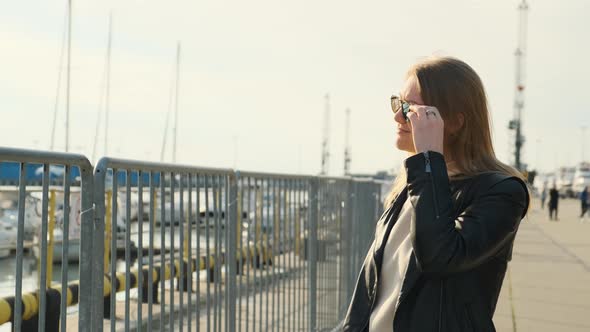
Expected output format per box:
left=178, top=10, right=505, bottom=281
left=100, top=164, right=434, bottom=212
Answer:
left=295, top=199, right=300, bottom=257
left=273, top=186, right=279, bottom=253
left=284, top=187, right=289, bottom=256
left=256, top=185, right=262, bottom=253
left=0, top=298, right=11, bottom=325
left=183, top=205, right=189, bottom=262
left=153, top=188, right=158, bottom=228
left=46, top=190, right=56, bottom=288
left=104, top=190, right=112, bottom=272
left=236, top=188, right=242, bottom=257
left=37, top=190, right=57, bottom=289
left=262, top=232, right=268, bottom=263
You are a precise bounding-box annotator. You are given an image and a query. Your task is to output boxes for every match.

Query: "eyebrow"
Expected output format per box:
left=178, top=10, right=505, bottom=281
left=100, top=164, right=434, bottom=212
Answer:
left=399, top=91, right=419, bottom=105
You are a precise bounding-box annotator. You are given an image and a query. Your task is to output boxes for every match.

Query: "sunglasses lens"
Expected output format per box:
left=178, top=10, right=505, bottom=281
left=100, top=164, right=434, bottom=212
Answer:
left=402, top=102, right=410, bottom=118
left=391, top=98, right=401, bottom=113
left=391, top=96, right=411, bottom=121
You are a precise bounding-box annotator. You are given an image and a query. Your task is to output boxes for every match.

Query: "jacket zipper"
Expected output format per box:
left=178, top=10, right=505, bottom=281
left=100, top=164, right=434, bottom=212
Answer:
left=361, top=289, right=377, bottom=332
left=423, top=151, right=440, bottom=219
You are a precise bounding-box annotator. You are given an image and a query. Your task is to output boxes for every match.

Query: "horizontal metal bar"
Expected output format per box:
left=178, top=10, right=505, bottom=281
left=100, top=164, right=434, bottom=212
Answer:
left=0, top=146, right=91, bottom=167
left=95, top=157, right=233, bottom=176
left=238, top=170, right=356, bottom=182
left=0, top=146, right=372, bottom=185
left=237, top=170, right=317, bottom=180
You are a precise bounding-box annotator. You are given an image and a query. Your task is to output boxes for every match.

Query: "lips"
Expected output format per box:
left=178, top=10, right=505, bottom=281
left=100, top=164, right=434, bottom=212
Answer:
left=397, top=128, right=411, bottom=134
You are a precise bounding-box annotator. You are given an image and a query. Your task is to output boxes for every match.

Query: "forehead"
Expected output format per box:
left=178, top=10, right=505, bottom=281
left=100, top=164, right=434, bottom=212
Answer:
left=400, top=75, right=423, bottom=105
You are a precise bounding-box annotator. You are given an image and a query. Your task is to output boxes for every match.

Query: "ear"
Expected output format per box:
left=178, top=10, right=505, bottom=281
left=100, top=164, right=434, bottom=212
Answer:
left=448, top=112, right=465, bottom=135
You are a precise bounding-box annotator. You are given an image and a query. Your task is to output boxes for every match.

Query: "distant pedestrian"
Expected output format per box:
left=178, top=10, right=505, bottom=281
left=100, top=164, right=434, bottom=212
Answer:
left=540, top=188, right=547, bottom=209
left=580, top=187, right=588, bottom=222
left=549, top=186, right=559, bottom=221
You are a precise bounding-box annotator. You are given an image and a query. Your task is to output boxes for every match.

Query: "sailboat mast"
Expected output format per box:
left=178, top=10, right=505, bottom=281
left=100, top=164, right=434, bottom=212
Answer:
left=160, top=42, right=181, bottom=162
left=91, top=13, right=112, bottom=162
left=65, top=0, right=72, bottom=152
left=320, top=94, right=331, bottom=175
left=344, top=108, right=351, bottom=175
left=49, top=2, right=68, bottom=151
left=172, top=42, right=181, bottom=163
left=104, top=13, right=112, bottom=156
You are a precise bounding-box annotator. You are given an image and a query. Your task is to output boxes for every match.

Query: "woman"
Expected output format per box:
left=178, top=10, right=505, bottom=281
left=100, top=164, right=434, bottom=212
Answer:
left=580, top=186, right=588, bottom=221
left=342, top=57, right=530, bottom=331
left=548, top=185, right=559, bottom=220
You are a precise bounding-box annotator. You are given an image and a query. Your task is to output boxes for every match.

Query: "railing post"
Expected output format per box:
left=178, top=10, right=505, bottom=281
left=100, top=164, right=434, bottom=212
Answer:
left=47, top=189, right=56, bottom=289
left=89, top=161, right=105, bottom=332
left=104, top=190, right=112, bottom=274
left=308, top=177, right=319, bottom=332
left=227, top=172, right=239, bottom=332
left=341, top=179, right=354, bottom=316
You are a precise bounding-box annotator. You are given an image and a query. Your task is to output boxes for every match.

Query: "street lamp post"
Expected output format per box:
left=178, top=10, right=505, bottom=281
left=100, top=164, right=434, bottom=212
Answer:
left=535, top=138, right=541, bottom=171
left=582, top=126, right=587, bottom=163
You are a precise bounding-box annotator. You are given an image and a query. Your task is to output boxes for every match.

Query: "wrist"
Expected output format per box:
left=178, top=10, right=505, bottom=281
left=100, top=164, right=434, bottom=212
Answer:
left=415, top=147, right=444, bottom=155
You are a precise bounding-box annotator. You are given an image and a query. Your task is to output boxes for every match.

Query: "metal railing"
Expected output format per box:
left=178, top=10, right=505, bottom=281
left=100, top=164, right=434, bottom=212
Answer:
left=0, top=147, right=385, bottom=332
left=233, top=172, right=315, bottom=332
left=93, top=157, right=237, bottom=332
left=0, top=147, right=94, bottom=332
left=314, top=179, right=382, bottom=331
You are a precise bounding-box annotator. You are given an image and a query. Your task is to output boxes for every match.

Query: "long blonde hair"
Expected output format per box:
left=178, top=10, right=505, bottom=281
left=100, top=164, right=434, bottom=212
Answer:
left=385, top=56, right=526, bottom=207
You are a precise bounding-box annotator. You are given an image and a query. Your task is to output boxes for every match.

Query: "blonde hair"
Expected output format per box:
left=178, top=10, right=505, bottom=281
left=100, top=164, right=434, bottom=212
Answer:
left=385, top=56, right=526, bottom=207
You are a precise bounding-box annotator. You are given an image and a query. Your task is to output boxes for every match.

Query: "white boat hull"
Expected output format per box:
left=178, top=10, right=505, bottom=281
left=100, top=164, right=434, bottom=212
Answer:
left=32, top=239, right=80, bottom=263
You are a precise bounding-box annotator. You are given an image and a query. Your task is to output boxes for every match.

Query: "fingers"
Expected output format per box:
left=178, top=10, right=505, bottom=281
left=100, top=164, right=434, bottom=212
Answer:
left=409, top=105, right=439, bottom=118
left=406, top=109, right=418, bottom=122
left=407, top=105, right=443, bottom=129
left=407, top=105, right=446, bottom=154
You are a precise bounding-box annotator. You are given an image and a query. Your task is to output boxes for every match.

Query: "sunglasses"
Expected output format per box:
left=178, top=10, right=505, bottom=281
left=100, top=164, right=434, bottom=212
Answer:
left=390, top=95, right=412, bottom=121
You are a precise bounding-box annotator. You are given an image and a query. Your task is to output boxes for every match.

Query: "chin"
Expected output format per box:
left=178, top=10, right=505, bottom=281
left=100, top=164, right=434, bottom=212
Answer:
left=395, top=138, right=415, bottom=153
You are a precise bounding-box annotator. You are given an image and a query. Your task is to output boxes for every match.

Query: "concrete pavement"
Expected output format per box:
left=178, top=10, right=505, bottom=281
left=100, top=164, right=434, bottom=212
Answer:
left=493, top=198, right=590, bottom=331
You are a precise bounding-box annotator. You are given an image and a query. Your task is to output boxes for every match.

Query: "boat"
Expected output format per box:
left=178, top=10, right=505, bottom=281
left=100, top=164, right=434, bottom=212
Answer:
left=154, top=204, right=250, bottom=228
left=46, top=224, right=128, bottom=263
left=0, top=194, right=43, bottom=241
left=0, top=221, right=17, bottom=258
left=572, top=162, right=590, bottom=196
left=27, top=189, right=129, bottom=263
left=556, top=166, right=576, bottom=198
left=47, top=228, right=80, bottom=262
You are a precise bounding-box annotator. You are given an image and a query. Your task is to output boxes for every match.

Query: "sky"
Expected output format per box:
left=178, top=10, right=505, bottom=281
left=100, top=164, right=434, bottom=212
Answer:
left=1, top=0, right=589, bottom=176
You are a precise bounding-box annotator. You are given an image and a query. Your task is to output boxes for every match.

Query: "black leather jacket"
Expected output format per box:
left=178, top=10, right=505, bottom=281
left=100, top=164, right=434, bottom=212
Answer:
left=342, top=151, right=529, bottom=332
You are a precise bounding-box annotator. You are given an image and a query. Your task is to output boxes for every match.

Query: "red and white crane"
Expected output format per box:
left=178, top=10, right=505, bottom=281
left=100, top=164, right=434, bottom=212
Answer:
left=509, top=0, right=529, bottom=171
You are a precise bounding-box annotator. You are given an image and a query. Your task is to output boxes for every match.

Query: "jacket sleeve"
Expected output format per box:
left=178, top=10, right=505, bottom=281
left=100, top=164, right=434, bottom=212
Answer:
left=405, top=151, right=528, bottom=276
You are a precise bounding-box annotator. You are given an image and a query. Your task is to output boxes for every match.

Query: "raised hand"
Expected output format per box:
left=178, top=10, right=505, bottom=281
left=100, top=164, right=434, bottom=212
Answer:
left=406, top=105, right=445, bottom=155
